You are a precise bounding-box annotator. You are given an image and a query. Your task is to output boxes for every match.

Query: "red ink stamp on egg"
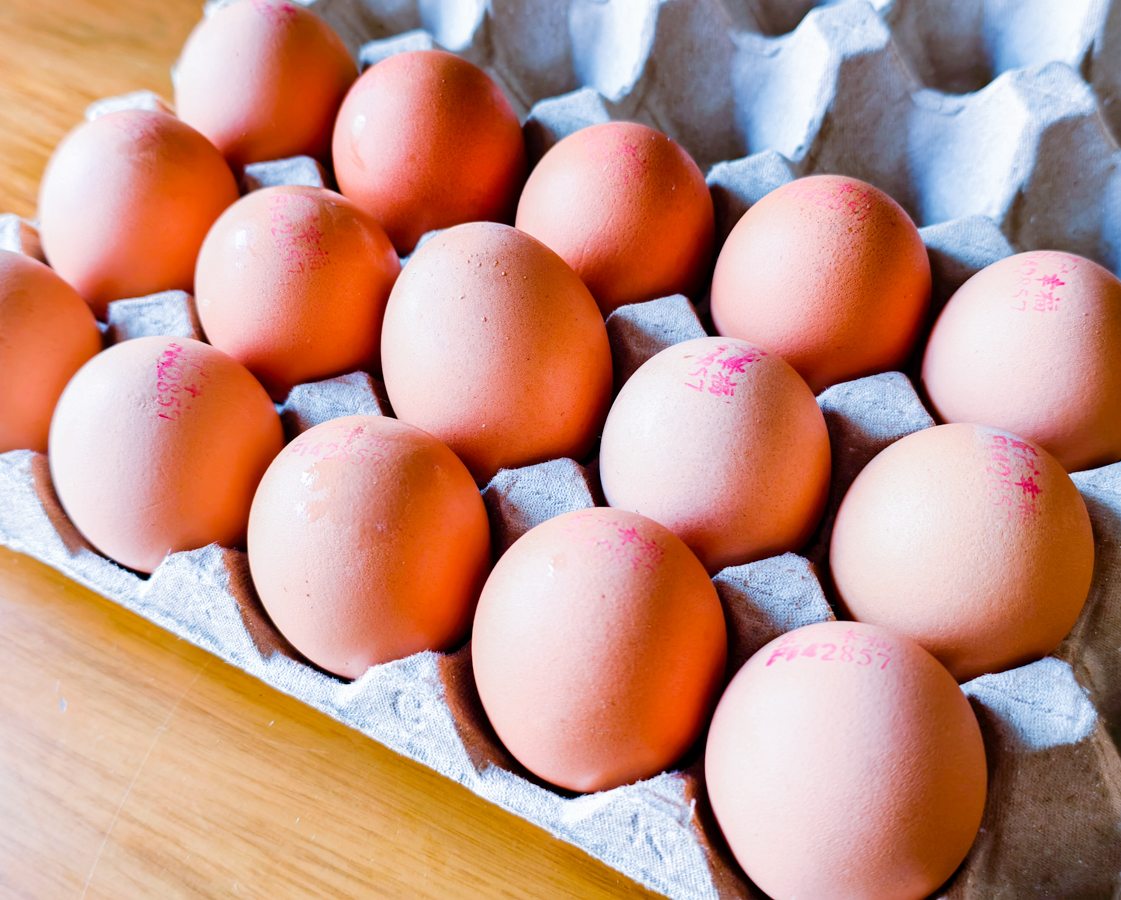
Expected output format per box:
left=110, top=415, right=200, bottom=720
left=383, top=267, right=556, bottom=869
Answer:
left=1010, top=253, right=1078, bottom=312
left=585, top=136, right=646, bottom=186
left=109, top=110, right=159, bottom=143
left=564, top=512, right=665, bottom=573
left=288, top=424, right=387, bottom=465
left=154, top=342, right=207, bottom=421
left=268, top=193, right=330, bottom=276
left=252, top=0, right=299, bottom=21
left=782, top=180, right=875, bottom=221
left=765, top=629, right=892, bottom=669
left=683, top=344, right=767, bottom=401
left=985, top=432, right=1042, bottom=520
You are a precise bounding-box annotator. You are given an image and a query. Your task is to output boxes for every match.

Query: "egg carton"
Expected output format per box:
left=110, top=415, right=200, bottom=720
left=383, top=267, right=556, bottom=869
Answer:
left=5, top=0, right=1121, bottom=896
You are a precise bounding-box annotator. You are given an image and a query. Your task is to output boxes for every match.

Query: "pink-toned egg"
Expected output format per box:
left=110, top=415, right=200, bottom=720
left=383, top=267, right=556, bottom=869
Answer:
left=710, top=174, right=931, bottom=393
left=49, top=336, right=284, bottom=573
left=38, top=110, right=240, bottom=319
left=706, top=620, right=987, bottom=900
left=332, top=50, right=527, bottom=256
left=380, top=222, right=613, bottom=484
left=195, top=185, right=400, bottom=401
left=247, top=415, right=491, bottom=679
left=515, top=122, right=715, bottom=316
left=922, top=250, right=1121, bottom=472
left=174, top=0, right=357, bottom=168
left=471, top=508, right=727, bottom=793
left=599, top=337, right=830, bottom=573
left=0, top=251, right=102, bottom=452
left=829, top=423, right=1094, bottom=682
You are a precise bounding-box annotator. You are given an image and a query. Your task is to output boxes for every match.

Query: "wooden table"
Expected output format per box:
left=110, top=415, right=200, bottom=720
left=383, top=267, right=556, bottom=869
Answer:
left=0, top=3, right=660, bottom=897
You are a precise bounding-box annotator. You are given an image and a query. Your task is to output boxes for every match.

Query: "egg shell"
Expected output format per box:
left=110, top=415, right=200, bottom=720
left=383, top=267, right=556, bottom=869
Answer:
left=514, top=122, right=715, bottom=317
left=37, top=110, right=240, bottom=319
left=247, top=415, right=491, bottom=679
left=598, top=336, right=830, bottom=573
left=921, top=250, right=1121, bottom=472
left=331, top=49, right=527, bottom=256
left=49, top=336, right=284, bottom=574
left=709, top=174, right=931, bottom=393
left=829, top=422, right=1094, bottom=682
left=705, top=620, right=987, bottom=900
left=194, top=185, right=400, bottom=401
left=174, top=0, right=357, bottom=168
left=0, top=251, right=102, bottom=453
left=380, top=221, right=613, bottom=484
left=471, top=508, right=727, bottom=793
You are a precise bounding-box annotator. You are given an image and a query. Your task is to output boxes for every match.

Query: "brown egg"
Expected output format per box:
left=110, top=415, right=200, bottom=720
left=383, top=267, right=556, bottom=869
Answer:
left=195, top=185, right=400, bottom=401
left=922, top=250, right=1121, bottom=472
left=705, top=620, right=987, bottom=900
left=709, top=174, right=931, bottom=393
left=514, top=122, right=715, bottom=316
left=331, top=50, right=527, bottom=256
left=599, top=337, right=830, bottom=574
left=174, top=0, right=357, bottom=168
left=0, top=251, right=102, bottom=452
left=471, top=508, right=727, bottom=793
left=49, top=336, right=284, bottom=573
left=38, top=109, right=240, bottom=319
left=247, top=415, right=491, bottom=679
left=829, top=423, right=1094, bottom=682
left=380, top=222, right=613, bottom=484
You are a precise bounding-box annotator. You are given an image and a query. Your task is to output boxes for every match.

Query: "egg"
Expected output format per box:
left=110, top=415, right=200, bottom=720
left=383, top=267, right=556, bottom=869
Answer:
left=380, top=222, right=613, bottom=484
left=194, top=185, right=400, bottom=401
left=247, top=415, right=491, bottom=679
left=331, top=49, right=527, bottom=256
left=0, top=251, right=102, bottom=453
left=471, top=508, right=727, bottom=793
left=709, top=174, right=931, bottom=393
left=598, top=337, right=830, bottom=574
left=37, top=110, right=239, bottom=319
left=49, top=336, right=284, bottom=573
left=829, top=423, right=1094, bottom=682
left=705, top=620, right=987, bottom=900
left=921, top=250, right=1121, bottom=472
left=174, top=0, right=357, bottom=167
left=514, top=122, right=715, bottom=316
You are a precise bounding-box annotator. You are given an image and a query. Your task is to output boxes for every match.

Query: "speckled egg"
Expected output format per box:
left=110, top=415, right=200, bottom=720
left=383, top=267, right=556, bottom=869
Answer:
left=380, top=222, right=613, bottom=484
left=49, top=336, right=284, bottom=573
left=471, top=508, right=727, bottom=793
left=194, top=185, right=400, bottom=401
left=332, top=50, right=526, bottom=256
left=37, top=110, right=239, bottom=319
left=709, top=174, right=931, bottom=393
left=829, top=423, right=1094, bottom=682
left=247, top=415, right=491, bottom=679
left=599, top=337, right=830, bottom=574
left=922, top=250, right=1121, bottom=472
left=0, top=251, right=102, bottom=453
left=706, top=620, right=987, bottom=900
left=174, top=0, right=357, bottom=167
left=515, top=122, right=715, bottom=316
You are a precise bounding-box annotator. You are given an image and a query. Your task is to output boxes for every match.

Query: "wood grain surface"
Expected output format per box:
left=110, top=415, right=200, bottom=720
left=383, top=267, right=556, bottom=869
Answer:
left=0, top=3, right=662, bottom=897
